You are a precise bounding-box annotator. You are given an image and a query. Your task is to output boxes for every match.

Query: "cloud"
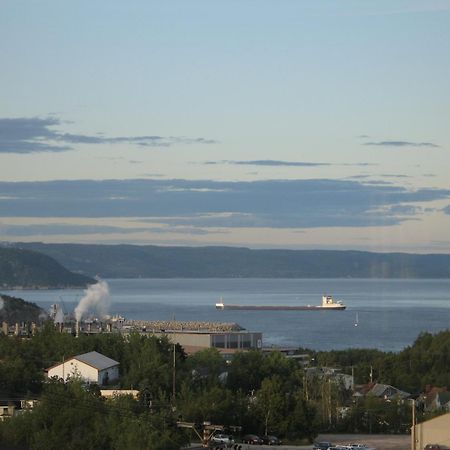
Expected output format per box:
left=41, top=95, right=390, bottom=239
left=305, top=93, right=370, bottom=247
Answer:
left=0, top=224, right=145, bottom=236
left=1, top=178, right=449, bottom=229
left=0, top=117, right=71, bottom=153
left=380, top=174, right=411, bottom=178
left=217, top=160, right=331, bottom=167
left=146, top=226, right=222, bottom=235
left=0, top=117, right=217, bottom=153
left=204, top=160, right=374, bottom=167
left=0, top=222, right=219, bottom=237
left=384, top=205, right=423, bottom=216
left=346, top=175, right=372, bottom=180
left=364, top=140, right=440, bottom=148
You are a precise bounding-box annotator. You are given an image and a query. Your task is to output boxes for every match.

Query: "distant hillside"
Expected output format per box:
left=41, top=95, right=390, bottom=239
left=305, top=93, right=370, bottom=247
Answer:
left=9, top=243, right=450, bottom=278
left=0, top=294, right=47, bottom=323
left=0, top=247, right=95, bottom=288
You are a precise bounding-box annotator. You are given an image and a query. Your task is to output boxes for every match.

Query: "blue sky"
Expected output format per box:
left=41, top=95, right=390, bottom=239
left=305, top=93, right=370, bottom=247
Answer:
left=1, top=1, right=450, bottom=252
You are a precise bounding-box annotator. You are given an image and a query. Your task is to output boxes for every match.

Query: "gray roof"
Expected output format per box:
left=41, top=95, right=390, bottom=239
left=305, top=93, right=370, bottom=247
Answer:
left=369, top=383, right=410, bottom=399
left=74, top=351, right=119, bottom=371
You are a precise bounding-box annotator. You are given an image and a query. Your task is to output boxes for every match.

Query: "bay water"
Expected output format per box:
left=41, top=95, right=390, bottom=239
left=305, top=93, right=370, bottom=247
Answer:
left=5, top=278, right=450, bottom=352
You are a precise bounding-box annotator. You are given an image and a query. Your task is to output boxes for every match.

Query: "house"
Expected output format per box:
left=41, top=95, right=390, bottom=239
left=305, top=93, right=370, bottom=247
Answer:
left=413, top=411, right=450, bottom=450
left=305, top=366, right=354, bottom=390
left=46, top=351, right=119, bottom=385
left=0, top=404, right=16, bottom=421
left=419, top=386, right=450, bottom=412
left=353, top=382, right=410, bottom=401
left=0, top=399, right=38, bottom=421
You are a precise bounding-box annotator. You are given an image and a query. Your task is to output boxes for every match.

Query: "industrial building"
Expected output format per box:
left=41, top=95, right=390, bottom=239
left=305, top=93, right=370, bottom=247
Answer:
left=126, top=320, right=263, bottom=355
left=154, top=329, right=263, bottom=355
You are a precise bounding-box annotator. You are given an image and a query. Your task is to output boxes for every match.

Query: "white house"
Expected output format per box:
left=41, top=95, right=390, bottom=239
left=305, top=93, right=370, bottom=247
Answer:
left=46, top=351, right=119, bottom=385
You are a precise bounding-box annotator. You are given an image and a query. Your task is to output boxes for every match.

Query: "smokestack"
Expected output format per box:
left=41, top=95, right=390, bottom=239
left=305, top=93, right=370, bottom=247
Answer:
left=14, top=323, right=20, bottom=336
left=2, top=321, right=8, bottom=335
left=87, top=322, right=92, bottom=333
left=107, top=323, right=112, bottom=333
left=76, top=320, right=80, bottom=338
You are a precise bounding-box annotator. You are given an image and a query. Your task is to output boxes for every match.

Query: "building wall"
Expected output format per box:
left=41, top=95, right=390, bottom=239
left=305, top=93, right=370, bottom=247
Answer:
left=414, top=412, right=450, bottom=449
left=157, top=331, right=263, bottom=351
left=210, top=332, right=262, bottom=350
left=48, top=359, right=100, bottom=383
left=98, top=365, right=119, bottom=385
left=163, top=332, right=211, bottom=348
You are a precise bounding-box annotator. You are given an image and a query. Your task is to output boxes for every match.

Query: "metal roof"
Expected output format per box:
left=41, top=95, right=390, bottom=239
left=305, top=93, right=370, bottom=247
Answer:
left=369, top=383, right=410, bottom=399
left=74, top=351, right=119, bottom=371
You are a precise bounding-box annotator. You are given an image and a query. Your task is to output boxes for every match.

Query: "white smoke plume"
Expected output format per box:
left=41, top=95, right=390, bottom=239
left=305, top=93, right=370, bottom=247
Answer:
left=74, top=280, right=111, bottom=322
left=54, top=306, right=64, bottom=324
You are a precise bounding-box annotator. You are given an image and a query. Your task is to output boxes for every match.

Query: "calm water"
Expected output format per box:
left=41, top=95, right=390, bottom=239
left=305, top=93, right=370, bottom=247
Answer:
left=6, top=278, right=450, bottom=352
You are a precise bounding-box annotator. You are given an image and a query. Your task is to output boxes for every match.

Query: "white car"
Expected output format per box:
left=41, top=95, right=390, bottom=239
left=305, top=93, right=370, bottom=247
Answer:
left=211, top=434, right=235, bottom=447
left=346, top=445, right=376, bottom=450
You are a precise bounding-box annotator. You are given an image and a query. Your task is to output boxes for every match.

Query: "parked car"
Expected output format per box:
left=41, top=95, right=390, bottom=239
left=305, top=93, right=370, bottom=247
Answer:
left=346, top=444, right=376, bottom=450
left=211, top=434, right=235, bottom=447
left=328, top=447, right=353, bottom=450
left=261, top=435, right=282, bottom=445
left=242, top=434, right=263, bottom=444
left=327, top=445, right=351, bottom=450
left=424, top=445, right=441, bottom=450
left=313, top=443, right=334, bottom=450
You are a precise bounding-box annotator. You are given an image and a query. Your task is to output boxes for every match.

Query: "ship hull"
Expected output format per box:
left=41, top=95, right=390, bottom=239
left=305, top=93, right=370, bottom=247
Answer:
left=215, top=304, right=346, bottom=311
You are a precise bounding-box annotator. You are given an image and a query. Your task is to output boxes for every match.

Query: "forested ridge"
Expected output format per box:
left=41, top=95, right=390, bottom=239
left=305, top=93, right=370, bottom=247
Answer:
left=0, top=247, right=95, bottom=288
left=12, top=242, right=450, bottom=278
left=2, top=324, right=450, bottom=448
left=0, top=294, right=47, bottom=323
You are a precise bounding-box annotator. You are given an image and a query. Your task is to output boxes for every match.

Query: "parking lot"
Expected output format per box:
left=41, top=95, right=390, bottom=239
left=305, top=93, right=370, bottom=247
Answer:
left=189, top=433, right=410, bottom=450
left=313, top=434, right=410, bottom=450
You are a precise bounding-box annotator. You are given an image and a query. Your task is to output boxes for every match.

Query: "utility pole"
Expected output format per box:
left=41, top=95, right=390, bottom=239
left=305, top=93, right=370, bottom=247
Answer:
left=305, top=374, right=308, bottom=401
left=172, top=343, right=176, bottom=405
left=411, top=399, right=416, bottom=450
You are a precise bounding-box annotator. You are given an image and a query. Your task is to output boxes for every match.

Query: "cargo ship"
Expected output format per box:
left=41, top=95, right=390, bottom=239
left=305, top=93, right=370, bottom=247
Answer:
left=215, top=295, right=346, bottom=311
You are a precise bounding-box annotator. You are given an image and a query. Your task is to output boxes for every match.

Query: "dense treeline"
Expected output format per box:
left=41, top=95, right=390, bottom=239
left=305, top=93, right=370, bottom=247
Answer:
left=14, top=242, right=450, bottom=278
left=2, top=327, right=450, bottom=448
left=0, top=325, right=317, bottom=448
left=313, top=330, right=450, bottom=394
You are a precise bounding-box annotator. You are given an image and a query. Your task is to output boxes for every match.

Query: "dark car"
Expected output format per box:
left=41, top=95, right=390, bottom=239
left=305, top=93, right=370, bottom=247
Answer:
left=313, top=442, right=334, bottom=450
left=424, top=445, right=441, bottom=450
left=261, top=435, right=282, bottom=445
left=242, top=434, right=263, bottom=445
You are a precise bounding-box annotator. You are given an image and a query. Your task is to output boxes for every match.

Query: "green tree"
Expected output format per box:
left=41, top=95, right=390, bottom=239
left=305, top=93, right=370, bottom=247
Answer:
left=253, top=375, right=287, bottom=435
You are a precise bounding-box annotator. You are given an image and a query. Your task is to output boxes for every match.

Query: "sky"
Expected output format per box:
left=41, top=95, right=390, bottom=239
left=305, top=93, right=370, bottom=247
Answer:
left=1, top=0, right=450, bottom=252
